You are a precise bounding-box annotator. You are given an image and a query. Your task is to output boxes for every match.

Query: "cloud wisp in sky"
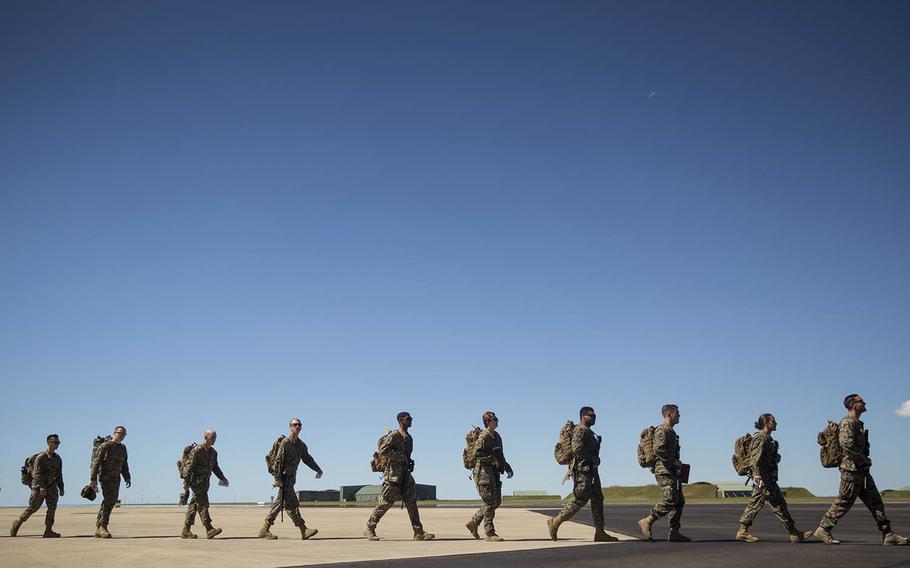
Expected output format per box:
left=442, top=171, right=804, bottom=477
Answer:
left=894, top=400, right=910, bottom=418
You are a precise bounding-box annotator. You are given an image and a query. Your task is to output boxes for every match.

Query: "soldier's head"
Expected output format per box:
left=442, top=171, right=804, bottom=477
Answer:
left=844, top=394, right=866, bottom=415
left=579, top=406, right=596, bottom=427
left=204, top=429, right=217, bottom=447
left=47, top=434, right=60, bottom=453
left=483, top=411, right=498, bottom=430
left=755, top=413, right=776, bottom=432
left=112, top=426, right=127, bottom=443
left=288, top=418, right=303, bottom=438
left=397, top=411, right=413, bottom=430
left=662, top=404, right=680, bottom=426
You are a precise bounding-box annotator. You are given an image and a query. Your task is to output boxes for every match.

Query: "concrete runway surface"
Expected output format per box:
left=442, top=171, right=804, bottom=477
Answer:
left=297, top=503, right=910, bottom=568
left=2, top=503, right=907, bottom=568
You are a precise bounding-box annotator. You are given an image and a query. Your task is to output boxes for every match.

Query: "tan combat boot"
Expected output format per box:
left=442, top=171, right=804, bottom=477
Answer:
left=181, top=525, right=197, bottom=539
left=736, top=523, right=759, bottom=542
left=638, top=514, right=656, bottom=541
left=485, top=533, right=504, bottom=542
left=547, top=517, right=563, bottom=541
left=883, top=532, right=909, bottom=546
left=668, top=527, right=691, bottom=542
left=258, top=522, right=278, bottom=540
left=96, top=525, right=112, bottom=539
left=787, top=526, right=813, bottom=543
left=465, top=520, right=480, bottom=539
left=813, top=526, right=839, bottom=545
left=299, top=525, right=317, bottom=540
left=43, top=528, right=61, bottom=538
left=205, top=524, right=223, bottom=539
left=363, top=526, right=380, bottom=541
left=10, top=519, right=23, bottom=537
left=413, top=530, right=435, bottom=541
left=594, top=526, right=619, bottom=542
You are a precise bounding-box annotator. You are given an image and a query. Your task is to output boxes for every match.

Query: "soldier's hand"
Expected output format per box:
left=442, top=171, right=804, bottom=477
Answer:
left=315, top=470, right=323, bottom=479
left=273, top=479, right=282, bottom=488
left=59, top=489, right=64, bottom=496
left=506, top=470, right=514, bottom=479
left=91, top=481, right=98, bottom=491
left=125, top=480, right=131, bottom=488
left=39, top=488, right=47, bottom=497
left=753, top=475, right=763, bottom=487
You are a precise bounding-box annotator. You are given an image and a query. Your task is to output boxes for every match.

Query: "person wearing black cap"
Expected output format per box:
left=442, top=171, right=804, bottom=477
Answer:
left=364, top=412, right=434, bottom=541
left=10, top=434, right=64, bottom=538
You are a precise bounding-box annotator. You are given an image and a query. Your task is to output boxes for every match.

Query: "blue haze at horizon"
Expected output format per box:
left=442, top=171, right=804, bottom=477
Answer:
left=1, top=1, right=908, bottom=506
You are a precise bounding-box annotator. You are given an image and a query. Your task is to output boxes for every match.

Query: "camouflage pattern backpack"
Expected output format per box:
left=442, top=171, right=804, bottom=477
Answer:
left=462, top=427, right=483, bottom=469
left=732, top=433, right=753, bottom=476
left=818, top=420, right=842, bottom=468
left=265, top=436, right=286, bottom=476
left=177, top=443, right=198, bottom=479
left=370, top=431, right=394, bottom=473
left=637, top=426, right=657, bottom=468
left=553, top=420, right=575, bottom=465
left=20, top=453, right=40, bottom=486
left=90, top=435, right=112, bottom=469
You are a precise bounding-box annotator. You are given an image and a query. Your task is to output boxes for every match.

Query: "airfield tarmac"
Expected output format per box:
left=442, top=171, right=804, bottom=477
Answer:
left=0, top=505, right=623, bottom=568
left=2, top=503, right=908, bottom=568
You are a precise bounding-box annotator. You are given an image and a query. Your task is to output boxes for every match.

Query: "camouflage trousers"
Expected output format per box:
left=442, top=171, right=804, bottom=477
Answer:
left=185, top=480, right=213, bottom=527
left=469, top=474, right=503, bottom=536
left=820, top=470, right=891, bottom=533
left=18, top=487, right=59, bottom=528
left=556, top=468, right=604, bottom=527
left=264, top=485, right=306, bottom=527
left=651, top=474, right=685, bottom=528
left=96, top=475, right=120, bottom=528
left=367, top=474, right=423, bottom=532
left=739, top=478, right=796, bottom=529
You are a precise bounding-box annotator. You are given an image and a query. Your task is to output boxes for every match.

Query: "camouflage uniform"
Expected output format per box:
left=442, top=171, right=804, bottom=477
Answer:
left=650, top=424, right=684, bottom=528
left=819, top=416, right=892, bottom=533
left=183, top=445, right=227, bottom=529
left=17, top=452, right=64, bottom=531
left=553, top=423, right=604, bottom=527
left=367, top=430, right=424, bottom=532
left=264, top=437, right=321, bottom=528
left=469, top=429, right=512, bottom=536
left=90, top=440, right=130, bottom=530
left=739, top=431, right=799, bottom=530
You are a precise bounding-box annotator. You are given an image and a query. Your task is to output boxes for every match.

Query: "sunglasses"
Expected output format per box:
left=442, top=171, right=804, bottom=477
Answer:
left=291, top=423, right=302, bottom=428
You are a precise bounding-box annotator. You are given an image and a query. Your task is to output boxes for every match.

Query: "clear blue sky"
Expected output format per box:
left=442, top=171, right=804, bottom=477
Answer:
left=2, top=1, right=908, bottom=506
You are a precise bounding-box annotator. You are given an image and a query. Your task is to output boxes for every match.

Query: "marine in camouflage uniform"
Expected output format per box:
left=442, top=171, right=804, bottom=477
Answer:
left=90, top=426, right=131, bottom=538
left=547, top=407, right=616, bottom=542
left=639, top=404, right=690, bottom=542
left=364, top=412, right=434, bottom=541
left=466, top=412, right=513, bottom=541
left=10, top=434, right=64, bottom=538
left=182, top=429, right=229, bottom=539
left=815, top=395, right=908, bottom=546
left=259, top=418, right=323, bottom=540
left=736, top=414, right=813, bottom=543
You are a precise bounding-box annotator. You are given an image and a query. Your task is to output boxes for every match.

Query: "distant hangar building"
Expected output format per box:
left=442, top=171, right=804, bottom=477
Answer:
left=714, top=482, right=784, bottom=498
left=297, top=489, right=340, bottom=502
left=341, top=484, right=437, bottom=502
